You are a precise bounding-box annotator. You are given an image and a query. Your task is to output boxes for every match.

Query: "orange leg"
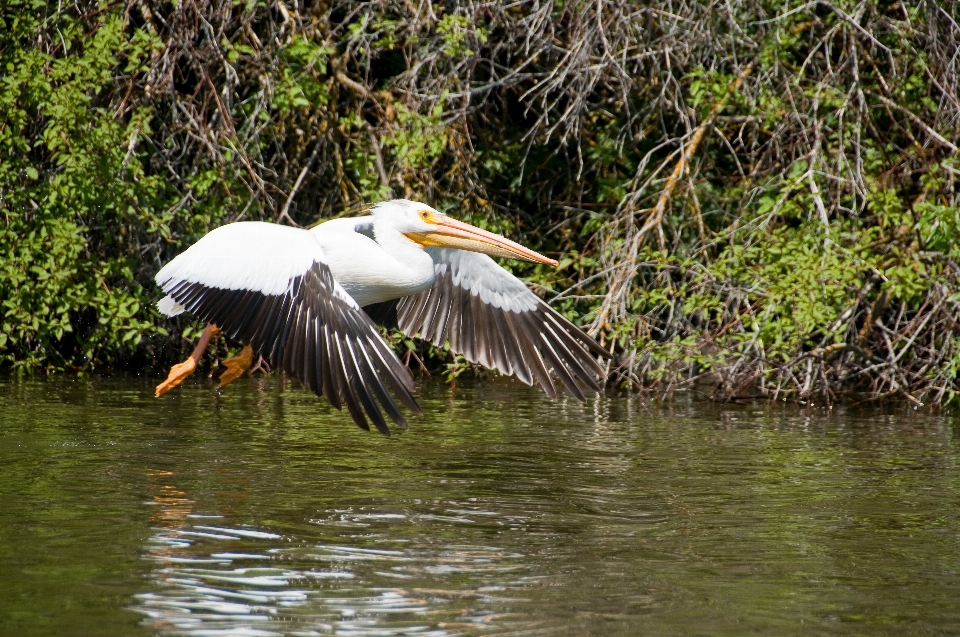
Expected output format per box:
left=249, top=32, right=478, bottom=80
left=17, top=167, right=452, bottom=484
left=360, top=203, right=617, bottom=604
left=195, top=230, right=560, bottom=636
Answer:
left=156, top=324, right=219, bottom=397
left=219, top=344, right=254, bottom=388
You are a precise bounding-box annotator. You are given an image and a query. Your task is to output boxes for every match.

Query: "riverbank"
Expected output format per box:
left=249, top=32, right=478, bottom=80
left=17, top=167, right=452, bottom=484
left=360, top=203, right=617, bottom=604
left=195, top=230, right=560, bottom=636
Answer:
left=2, top=1, right=959, bottom=405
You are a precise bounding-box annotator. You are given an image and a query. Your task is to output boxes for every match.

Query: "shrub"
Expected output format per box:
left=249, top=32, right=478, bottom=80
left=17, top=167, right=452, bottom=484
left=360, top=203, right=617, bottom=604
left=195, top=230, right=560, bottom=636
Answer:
left=1, top=0, right=958, bottom=405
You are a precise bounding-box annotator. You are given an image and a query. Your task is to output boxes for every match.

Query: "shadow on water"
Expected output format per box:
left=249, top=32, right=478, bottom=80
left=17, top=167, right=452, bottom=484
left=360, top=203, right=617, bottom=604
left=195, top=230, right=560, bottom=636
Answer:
left=2, top=376, right=960, bottom=636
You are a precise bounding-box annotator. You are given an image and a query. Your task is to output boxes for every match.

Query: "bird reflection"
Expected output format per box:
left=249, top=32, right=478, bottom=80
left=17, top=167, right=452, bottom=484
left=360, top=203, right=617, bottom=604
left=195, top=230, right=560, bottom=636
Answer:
left=131, top=472, right=533, bottom=636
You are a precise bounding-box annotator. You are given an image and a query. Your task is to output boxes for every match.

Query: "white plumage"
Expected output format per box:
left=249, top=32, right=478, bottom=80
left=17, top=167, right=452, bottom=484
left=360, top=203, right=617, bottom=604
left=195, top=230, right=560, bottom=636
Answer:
left=311, top=216, right=435, bottom=306
left=433, top=248, right=539, bottom=313
left=154, top=200, right=609, bottom=434
left=158, top=222, right=321, bottom=296
left=156, top=295, right=185, bottom=317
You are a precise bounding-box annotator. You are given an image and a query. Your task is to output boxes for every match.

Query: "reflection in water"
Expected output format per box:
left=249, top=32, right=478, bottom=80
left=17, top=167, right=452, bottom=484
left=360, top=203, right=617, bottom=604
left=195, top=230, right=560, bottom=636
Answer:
left=5, top=378, right=960, bottom=637
left=134, top=474, right=534, bottom=636
left=133, top=500, right=536, bottom=637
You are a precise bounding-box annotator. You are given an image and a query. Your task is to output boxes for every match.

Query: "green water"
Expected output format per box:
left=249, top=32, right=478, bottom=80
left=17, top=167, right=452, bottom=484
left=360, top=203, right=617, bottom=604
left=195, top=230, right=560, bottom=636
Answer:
left=2, top=377, right=960, bottom=636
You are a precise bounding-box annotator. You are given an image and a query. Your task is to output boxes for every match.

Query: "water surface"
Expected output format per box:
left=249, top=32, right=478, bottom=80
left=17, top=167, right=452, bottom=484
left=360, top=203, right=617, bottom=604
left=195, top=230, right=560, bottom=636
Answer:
left=2, top=377, right=960, bottom=636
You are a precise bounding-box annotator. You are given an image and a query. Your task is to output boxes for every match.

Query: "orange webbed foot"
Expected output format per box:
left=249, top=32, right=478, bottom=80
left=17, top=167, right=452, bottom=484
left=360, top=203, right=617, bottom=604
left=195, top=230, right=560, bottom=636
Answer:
left=219, top=345, right=254, bottom=388
left=156, top=358, right=198, bottom=397
left=155, top=324, right=219, bottom=398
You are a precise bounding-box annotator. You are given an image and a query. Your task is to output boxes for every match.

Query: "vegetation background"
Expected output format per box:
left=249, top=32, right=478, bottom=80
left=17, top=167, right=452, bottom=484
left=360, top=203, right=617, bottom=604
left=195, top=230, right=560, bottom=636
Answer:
left=1, top=0, right=959, bottom=406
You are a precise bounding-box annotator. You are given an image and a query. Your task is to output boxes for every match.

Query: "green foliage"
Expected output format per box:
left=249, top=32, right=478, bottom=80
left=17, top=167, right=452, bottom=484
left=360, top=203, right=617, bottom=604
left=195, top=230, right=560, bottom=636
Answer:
left=383, top=102, right=449, bottom=170
left=1, top=0, right=958, bottom=406
left=273, top=37, right=333, bottom=112
left=0, top=3, right=169, bottom=370
left=0, top=1, right=336, bottom=370
left=436, top=14, right=487, bottom=57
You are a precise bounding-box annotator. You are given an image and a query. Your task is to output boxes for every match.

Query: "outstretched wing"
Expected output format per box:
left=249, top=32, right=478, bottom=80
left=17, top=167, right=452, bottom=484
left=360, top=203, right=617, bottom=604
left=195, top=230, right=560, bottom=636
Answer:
left=156, top=222, right=420, bottom=435
left=395, top=248, right=610, bottom=400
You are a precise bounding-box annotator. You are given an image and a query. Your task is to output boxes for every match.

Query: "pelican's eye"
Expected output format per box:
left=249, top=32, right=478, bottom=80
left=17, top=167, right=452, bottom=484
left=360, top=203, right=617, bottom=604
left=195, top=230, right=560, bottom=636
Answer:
left=420, top=210, right=429, bottom=219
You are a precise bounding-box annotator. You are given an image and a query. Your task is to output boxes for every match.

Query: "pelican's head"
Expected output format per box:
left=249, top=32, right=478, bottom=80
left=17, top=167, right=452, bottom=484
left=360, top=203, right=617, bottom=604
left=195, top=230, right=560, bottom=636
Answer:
left=371, top=199, right=558, bottom=266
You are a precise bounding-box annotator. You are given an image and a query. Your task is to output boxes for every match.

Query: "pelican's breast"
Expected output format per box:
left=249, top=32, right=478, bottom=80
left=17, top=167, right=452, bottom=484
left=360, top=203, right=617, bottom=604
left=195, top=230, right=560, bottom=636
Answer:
left=312, top=218, right=435, bottom=307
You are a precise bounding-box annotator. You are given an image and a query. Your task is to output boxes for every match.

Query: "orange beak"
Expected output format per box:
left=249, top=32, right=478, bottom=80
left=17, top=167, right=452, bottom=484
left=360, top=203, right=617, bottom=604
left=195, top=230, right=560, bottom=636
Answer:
left=406, top=216, right=558, bottom=266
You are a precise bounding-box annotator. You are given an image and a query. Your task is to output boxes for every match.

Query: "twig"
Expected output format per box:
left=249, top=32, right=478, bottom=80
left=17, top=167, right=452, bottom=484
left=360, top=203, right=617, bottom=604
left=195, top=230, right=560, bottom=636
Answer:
left=638, top=62, right=754, bottom=248
left=278, top=141, right=322, bottom=227
left=871, top=93, right=959, bottom=154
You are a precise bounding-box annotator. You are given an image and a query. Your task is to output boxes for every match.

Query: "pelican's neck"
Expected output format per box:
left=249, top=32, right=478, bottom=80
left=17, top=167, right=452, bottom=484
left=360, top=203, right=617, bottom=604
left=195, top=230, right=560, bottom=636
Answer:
left=374, top=220, right=436, bottom=284
left=312, top=215, right=437, bottom=306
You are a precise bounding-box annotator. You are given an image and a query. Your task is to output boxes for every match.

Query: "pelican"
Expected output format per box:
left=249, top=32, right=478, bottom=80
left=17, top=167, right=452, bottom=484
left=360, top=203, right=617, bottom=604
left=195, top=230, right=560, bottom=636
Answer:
left=154, top=199, right=609, bottom=434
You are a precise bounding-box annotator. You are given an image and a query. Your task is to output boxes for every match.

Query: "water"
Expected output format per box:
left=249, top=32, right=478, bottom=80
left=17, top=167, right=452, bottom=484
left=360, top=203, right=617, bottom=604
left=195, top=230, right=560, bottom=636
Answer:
left=2, top=377, right=960, bottom=636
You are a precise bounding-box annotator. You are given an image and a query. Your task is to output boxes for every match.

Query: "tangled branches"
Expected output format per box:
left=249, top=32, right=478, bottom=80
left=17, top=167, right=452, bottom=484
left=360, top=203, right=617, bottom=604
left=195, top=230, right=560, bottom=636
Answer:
left=3, top=0, right=960, bottom=406
left=586, top=0, right=960, bottom=405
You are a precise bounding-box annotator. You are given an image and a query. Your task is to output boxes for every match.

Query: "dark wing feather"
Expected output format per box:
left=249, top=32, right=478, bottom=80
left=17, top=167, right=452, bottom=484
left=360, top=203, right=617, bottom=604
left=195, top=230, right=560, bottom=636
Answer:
left=396, top=249, right=610, bottom=400
left=168, top=262, right=419, bottom=435
left=362, top=300, right=399, bottom=329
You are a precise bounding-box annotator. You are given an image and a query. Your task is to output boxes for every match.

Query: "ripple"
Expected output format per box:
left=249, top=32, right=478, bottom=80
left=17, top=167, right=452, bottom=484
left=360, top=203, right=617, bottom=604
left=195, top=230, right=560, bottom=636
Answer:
left=133, top=510, right=536, bottom=636
left=8, top=379, right=960, bottom=635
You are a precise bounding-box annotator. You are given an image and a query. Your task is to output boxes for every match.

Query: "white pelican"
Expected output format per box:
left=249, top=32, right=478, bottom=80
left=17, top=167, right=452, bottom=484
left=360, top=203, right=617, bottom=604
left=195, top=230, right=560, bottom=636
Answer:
left=154, top=199, right=609, bottom=434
